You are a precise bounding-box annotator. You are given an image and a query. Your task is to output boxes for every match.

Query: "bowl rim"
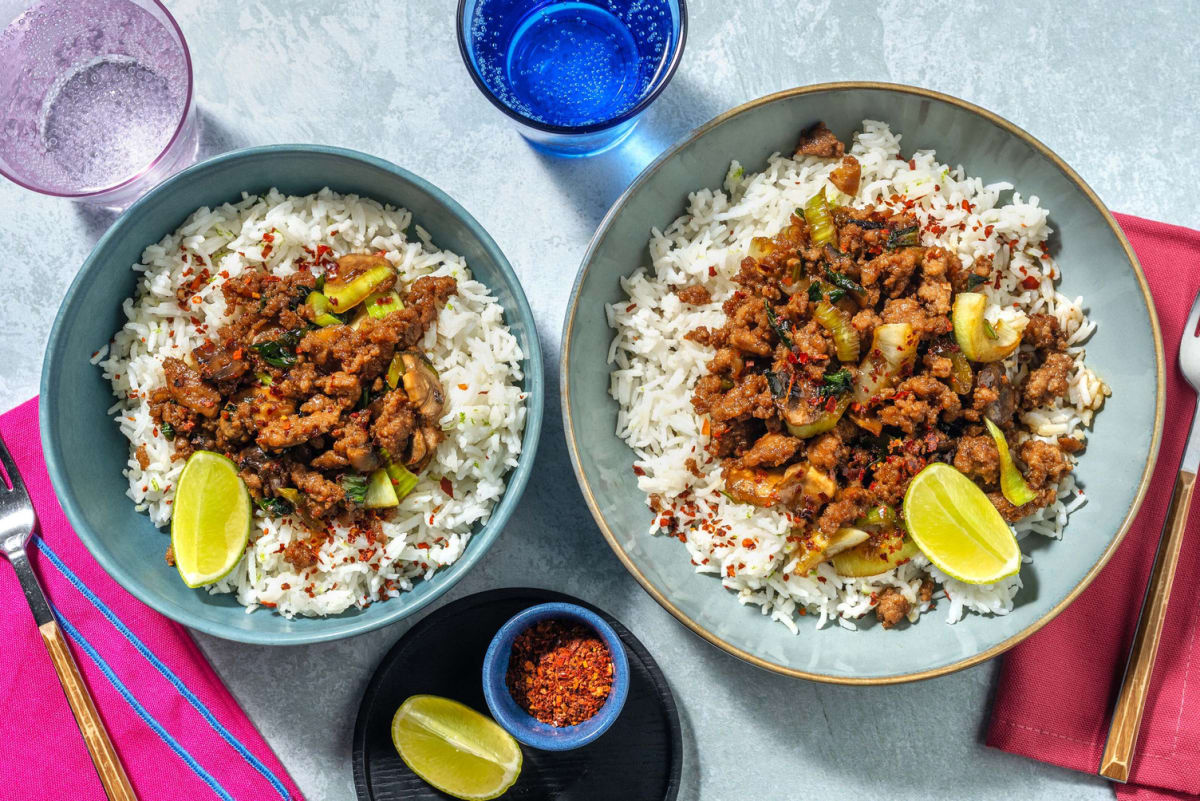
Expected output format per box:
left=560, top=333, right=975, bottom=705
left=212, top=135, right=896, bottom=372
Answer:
left=39, top=142, right=544, bottom=645
left=480, top=601, right=631, bottom=750
left=559, top=81, right=1166, bottom=685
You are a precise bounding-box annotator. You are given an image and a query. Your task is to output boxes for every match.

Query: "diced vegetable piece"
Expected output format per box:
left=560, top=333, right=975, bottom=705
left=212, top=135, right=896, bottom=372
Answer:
left=305, top=291, right=343, bottom=327
left=858, top=504, right=897, bottom=528
left=790, top=526, right=869, bottom=576
left=826, top=527, right=871, bottom=556
left=363, top=467, right=400, bottom=508
left=984, top=419, right=1038, bottom=506
left=947, top=349, right=974, bottom=394
left=277, top=487, right=301, bottom=507
left=385, top=353, right=404, bottom=389
left=747, top=236, right=778, bottom=260
left=852, top=323, right=918, bottom=403
left=255, top=372, right=273, bottom=386
left=802, top=190, right=837, bottom=247
left=324, top=264, right=394, bottom=312
left=365, top=290, right=403, bottom=319
left=384, top=461, right=420, bottom=501
left=784, top=395, right=850, bottom=438
left=813, top=299, right=860, bottom=362
left=341, top=474, right=368, bottom=505
left=952, top=292, right=1027, bottom=363
left=832, top=530, right=921, bottom=577
left=800, top=466, right=837, bottom=501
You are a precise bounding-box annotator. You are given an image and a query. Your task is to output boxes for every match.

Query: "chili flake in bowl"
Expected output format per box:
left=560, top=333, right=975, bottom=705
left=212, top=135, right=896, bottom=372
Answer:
left=482, top=602, right=630, bottom=750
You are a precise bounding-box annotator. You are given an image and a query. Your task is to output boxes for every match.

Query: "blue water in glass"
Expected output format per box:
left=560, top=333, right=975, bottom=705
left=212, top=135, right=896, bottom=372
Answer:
left=469, top=0, right=674, bottom=129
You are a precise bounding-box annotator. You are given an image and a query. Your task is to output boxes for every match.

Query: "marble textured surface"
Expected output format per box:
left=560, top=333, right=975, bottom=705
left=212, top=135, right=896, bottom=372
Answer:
left=1, top=1, right=1197, bottom=799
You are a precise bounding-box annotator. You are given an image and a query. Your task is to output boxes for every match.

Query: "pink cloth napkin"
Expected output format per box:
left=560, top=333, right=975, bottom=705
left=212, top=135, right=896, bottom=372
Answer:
left=0, top=399, right=304, bottom=801
left=987, top=213, right=1200, bottom=799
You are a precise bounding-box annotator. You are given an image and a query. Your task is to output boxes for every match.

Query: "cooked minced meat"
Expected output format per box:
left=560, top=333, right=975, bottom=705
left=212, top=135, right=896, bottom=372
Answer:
left=148, top=252, right=455, bottom=531
left=688, top=126, right=1081, bottom=614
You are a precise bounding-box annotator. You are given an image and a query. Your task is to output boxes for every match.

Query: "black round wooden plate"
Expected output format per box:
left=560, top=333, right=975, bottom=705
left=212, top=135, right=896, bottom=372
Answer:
left=352, top=588, right=682, bottom=801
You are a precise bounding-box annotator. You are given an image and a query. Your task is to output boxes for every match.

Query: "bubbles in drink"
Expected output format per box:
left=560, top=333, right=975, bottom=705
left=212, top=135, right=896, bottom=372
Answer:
left=0, top=0, right=190, bottom=195
left=470, top=0, right=673, bottom=128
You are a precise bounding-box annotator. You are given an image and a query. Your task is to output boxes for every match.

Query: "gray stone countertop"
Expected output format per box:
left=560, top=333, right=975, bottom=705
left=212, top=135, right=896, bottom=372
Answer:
left=2, top=1, right=1197, bottom=798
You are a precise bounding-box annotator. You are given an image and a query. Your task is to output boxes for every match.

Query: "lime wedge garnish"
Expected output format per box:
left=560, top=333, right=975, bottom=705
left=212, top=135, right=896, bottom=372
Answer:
left=902, top=462, right=1021, bottom=585
left=391, top=695, right=522, bottom=801
left=170, top=450, right=251, bottom=588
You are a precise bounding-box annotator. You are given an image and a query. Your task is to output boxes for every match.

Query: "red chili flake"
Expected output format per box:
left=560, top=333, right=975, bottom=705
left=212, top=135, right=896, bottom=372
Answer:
left=1021, top=276, right=1040, bottom=290
left=625, top=303, right=637, bottom=312
left=505, top=619, right=613, bottom=727
left=281, top=583, right=291, bottom=590
left=824, top=396, right=837, bottom=413
left=907, top=158, right=916, bottom=170
left=439, top=477, right=454, bottom=498
left=960, top=199, right=971, bottom=211
left=984, top=225, right=995, bottom=237
left=708, top=265, right=717, bottom=277
left=262, top=244, right=273, bottom=257
left=632, top=465, right=646, bottom=476
left=262, top=232, right=275, bottom=243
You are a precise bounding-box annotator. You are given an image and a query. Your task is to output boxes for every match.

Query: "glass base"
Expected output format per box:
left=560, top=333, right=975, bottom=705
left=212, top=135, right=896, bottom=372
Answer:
left=519, top=117, right=640, bottom=158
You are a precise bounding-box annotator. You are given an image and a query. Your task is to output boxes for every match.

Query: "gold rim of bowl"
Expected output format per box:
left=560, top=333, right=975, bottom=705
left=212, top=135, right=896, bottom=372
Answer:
left=560, top=81, right=1166, bottom=685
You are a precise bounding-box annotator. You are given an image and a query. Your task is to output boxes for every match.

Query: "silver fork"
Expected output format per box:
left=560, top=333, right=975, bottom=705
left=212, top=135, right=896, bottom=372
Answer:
left=1100, top=288, right=1200, bottom=782
left=0, top=434, right=137, bottom=800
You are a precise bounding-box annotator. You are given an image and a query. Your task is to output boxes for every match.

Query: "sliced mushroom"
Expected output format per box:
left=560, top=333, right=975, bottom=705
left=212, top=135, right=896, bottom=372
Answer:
left=400, top=352, right=445, bottom=420
left=405, top=425, right=443, bottom=472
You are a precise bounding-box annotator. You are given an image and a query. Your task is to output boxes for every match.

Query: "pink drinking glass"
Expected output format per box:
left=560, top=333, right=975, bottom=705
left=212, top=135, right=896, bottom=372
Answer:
left=0, top=0, right=198, bottom=209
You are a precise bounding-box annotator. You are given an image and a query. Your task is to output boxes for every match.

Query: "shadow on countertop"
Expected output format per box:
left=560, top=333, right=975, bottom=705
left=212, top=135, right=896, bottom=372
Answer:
left=71, top=106, right=253, bottom=244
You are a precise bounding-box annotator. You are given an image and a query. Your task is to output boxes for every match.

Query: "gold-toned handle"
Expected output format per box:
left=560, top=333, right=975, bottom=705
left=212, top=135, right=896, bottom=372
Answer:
left=39, top=621, right=138, bottom=801
left=1100, top=469, right=1197, bottom=782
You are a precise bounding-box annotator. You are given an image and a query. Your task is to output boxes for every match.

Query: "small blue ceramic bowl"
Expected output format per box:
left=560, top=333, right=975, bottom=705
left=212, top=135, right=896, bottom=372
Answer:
left=40, top=145, right=544, bottom=645
left=482, top=602, right=630, bottom=750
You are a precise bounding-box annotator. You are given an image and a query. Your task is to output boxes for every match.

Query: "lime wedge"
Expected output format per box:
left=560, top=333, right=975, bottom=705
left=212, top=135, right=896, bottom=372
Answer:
left=391, top=695, right=521, bottom=801
left=902, top=462, right=1021, bottom=584
left=170, top=450, right=251, bottom=588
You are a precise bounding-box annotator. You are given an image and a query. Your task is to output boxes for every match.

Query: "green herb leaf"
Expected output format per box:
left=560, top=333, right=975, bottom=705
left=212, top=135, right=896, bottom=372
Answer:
left=160, top=421, right=175, bottom=440
left=807, top=281, right=823, bottom=302
left=764, top=300, right=794, bottom=351
left=886, top=225, right=920, bottom=250
left=250, top=329, right=304, bottom=368
left=255, top=495, right=293, bottom=516
left=966, top=273, right=988, bottom=289
left=983, top=319, right=999, bottom=340
left=820, top=368, right=853, bottom=396
left=341, top=474, right=368, bottom=505
left=824, top=268, right=864, bottom=297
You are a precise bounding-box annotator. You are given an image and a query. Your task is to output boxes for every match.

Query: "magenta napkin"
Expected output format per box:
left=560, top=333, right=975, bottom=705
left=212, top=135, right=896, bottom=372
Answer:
left=0, top=398, right=304, bottom=800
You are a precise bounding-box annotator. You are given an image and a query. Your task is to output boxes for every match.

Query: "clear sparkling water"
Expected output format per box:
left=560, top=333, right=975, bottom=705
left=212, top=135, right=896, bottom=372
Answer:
left=0, top=0, right=189, bottom=194
left=470, top=0, right=672, bottom=128
left=40, top=55, right=179, bottom=190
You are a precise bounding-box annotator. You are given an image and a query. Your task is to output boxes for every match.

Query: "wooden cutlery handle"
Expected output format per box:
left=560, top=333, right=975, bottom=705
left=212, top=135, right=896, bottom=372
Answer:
left=39, top=620, right=138, bottom=801
left=1100, top=469, right=1197, bottom=782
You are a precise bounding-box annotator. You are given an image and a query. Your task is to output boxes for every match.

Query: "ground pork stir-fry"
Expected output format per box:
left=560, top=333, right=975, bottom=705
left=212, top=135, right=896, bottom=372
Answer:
left=148, top=251, right=455, bottom=551
left=687, top=126, right=1080, bottom=628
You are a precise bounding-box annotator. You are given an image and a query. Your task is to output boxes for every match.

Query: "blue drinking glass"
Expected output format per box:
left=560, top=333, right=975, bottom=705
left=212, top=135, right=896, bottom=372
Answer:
left=457, top=0, right=687, bottom=158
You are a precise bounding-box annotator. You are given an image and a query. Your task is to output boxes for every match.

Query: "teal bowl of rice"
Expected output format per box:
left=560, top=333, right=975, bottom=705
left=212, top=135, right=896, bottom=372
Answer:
left=41, top=145, right=543, bottom=644
left=561, top=83, right=1163, bottom=683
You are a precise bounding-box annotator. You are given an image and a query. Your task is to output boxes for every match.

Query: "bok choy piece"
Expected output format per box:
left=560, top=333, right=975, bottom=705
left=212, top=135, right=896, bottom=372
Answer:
left=802, top=190, right=837, bottom=247
left=852, top=323, right=918, bottom=403
left=984, top=418, right=1037, bottom=506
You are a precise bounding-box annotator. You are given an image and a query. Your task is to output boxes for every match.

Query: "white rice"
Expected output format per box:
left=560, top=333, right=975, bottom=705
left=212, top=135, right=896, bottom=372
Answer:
left=101, top=188, right=526, bottom=617
left=606, top=121, right=1108, bottom=631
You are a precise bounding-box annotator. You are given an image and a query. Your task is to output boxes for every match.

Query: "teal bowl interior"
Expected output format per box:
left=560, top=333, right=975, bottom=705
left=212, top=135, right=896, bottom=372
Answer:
left=41, top=145, right=544, bottom=645
left=562, top=84, right=1163, bottom=683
